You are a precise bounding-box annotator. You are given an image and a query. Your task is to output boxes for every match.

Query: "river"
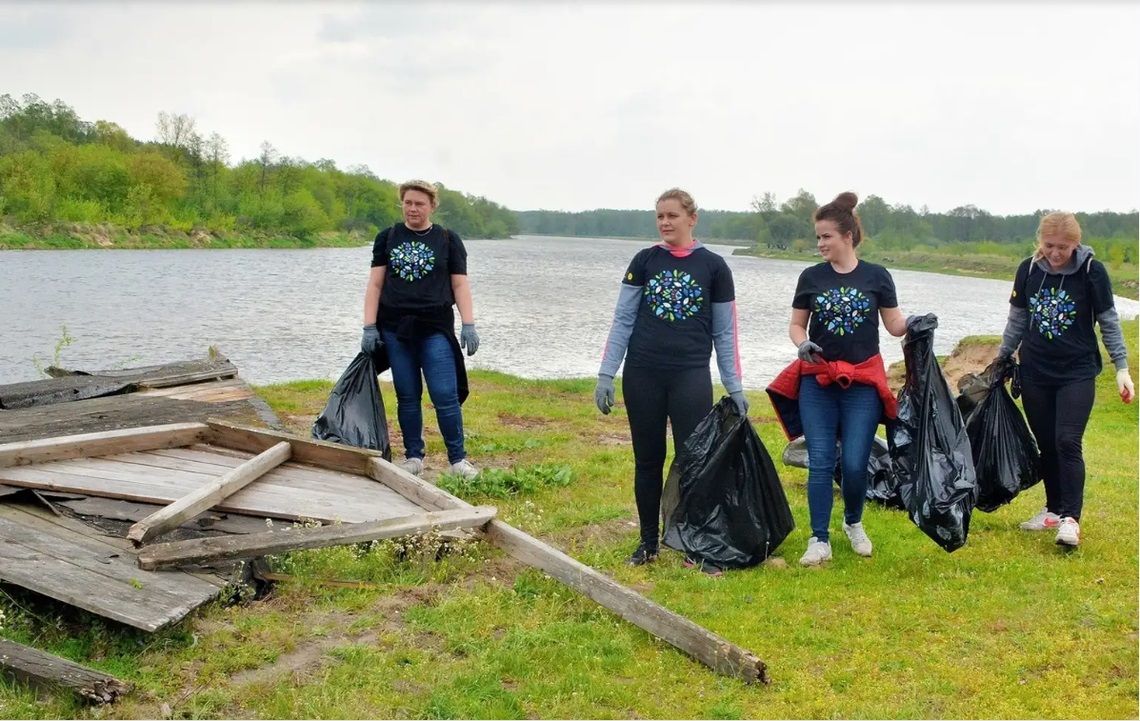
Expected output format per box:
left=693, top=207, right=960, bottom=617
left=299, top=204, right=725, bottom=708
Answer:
left=2, top=236, right=1136, bottom=389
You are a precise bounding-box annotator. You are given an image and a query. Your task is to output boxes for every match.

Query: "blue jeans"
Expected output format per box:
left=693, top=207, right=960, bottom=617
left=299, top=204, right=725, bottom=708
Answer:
left=381, top=328, right=466, bottom=464
left=798, top=377, right=883, bottom=542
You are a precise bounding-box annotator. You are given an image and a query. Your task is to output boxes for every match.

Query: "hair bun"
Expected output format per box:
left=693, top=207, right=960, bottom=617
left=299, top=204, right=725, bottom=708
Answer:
left=833, top=192, right=859, bottom=211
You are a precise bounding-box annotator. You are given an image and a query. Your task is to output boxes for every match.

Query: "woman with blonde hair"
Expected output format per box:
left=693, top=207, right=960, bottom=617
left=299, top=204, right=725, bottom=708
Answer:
left=997, top=211, right=1133, bottom=547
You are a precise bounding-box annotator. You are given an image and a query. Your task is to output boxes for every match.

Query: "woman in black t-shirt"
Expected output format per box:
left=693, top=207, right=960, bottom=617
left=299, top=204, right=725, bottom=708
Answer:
left=787, top=193, right=907, bottom=567
left=361, top=180, right=481, bottom=480
left=997, top=211, right=1134, bottom=548
left=595, top=188, right=747, bottom=573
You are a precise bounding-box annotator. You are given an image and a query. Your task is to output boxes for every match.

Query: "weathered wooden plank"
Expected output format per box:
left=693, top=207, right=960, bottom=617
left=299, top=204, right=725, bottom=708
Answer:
left=0, top=508, right=224, bottom=603
left=0, top=356, right=238, bottom=411
left=0, top=395, right=264, bottom=445
left=118, top=449, right=382, bottom=495
left=206, top=421, right=380, bottom=475
left=365, top=457, right=769, bottom=684
left=132, top=449, right=407, bottom=502
left=0, top=376, right=136, bottom=410
left=0, top=505, right=223, bottom=631
left=128, top=441, right=292, bottom=546
left=64, top=454, right=424, bottom=516
left=57, top=497, right=272, bottom=535
left=138, top=506, right=497, bottom=570
left=45, top=356, right=237, bottom=385
left=0, top=453, right=422, bottom=523
left=484, top=521, right=767, bottom=683
left=134, top=378, right=249, bottom=401
left=58, top=456, right=378, bottom=501
left=135, top=368, right=238, bottom=389
left=0, top=424, right=208, bottom=468
left=0, top=639, right=131, bottom=704
left=0, top=462, right=374, bottom=523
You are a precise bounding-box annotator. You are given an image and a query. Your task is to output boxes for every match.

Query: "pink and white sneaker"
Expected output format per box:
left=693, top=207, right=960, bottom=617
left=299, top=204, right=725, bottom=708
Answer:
left=1019, top=508, right=1060, bottom=531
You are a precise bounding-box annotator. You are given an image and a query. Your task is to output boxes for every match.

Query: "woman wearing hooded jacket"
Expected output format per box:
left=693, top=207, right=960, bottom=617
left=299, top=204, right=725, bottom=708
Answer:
left=998, top=211, right=1133, bottom=548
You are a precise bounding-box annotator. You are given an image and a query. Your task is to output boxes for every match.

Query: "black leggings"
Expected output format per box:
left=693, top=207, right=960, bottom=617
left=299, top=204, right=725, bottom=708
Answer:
left=622, top=365, right=713, bottom=546
left=1021, top=378, right=1095, bottom=521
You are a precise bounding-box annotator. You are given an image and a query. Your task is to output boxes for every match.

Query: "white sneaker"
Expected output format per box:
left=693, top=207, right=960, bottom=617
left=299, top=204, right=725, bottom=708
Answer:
left=843, top=522, right=873, bottom=557
left=398, top=457, right=424, bottom=476
left=1020, top=507, right=1061, bottom=531
left=799, top=537, right=832, bottom=566
left=449, top=458, right=479, bottom=480
left=1055, top=517, right=1080, bottom=547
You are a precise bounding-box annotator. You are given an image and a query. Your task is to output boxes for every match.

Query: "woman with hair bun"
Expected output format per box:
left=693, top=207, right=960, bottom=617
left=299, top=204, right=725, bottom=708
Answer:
left=766, top=192, right=908, bottom=566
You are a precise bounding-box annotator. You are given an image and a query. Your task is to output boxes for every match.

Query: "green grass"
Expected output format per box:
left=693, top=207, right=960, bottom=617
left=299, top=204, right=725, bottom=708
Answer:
left=736, top=246, right=1140, bottom=300
left=1, top=324, right=1136, bottom=719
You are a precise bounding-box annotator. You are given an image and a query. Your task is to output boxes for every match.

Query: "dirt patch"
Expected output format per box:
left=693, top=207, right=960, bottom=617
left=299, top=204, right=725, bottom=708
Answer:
left=595, top=432, right=631, bottom=446
left=496, top=412, right=552, bottom=430
left=135, top=582, right=456, bottom=718
left=226, top=583, right=451, bottom=688
left=278, top=413, right=315, bottom=436
left=887, top=338, right=1000, bottom=394
left=941, top=340, right=1001, bottom=391
left=550, top=517, right=637, bottom=550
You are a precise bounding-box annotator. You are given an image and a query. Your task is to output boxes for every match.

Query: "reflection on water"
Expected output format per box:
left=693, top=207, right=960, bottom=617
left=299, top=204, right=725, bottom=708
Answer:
left=2, top=237, right=1136, bottom=389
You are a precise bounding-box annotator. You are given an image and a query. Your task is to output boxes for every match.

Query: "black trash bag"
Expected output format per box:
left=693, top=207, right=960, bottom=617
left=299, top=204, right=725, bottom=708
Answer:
left=311, top=352, right=391, bottom=460
left=661, top=397, right=795, bottom=568
left=859, top=437, right=903, bottom=508
left=887, top=314, right=977, bottom=552
left=961, top=359, right=1042, bottom=512
left=781, top=436, right=900, bottom=507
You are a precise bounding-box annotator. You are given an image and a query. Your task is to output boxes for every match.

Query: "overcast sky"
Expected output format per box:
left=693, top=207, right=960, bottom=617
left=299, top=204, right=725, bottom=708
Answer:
left=3, top=2, right=1138, bottom=215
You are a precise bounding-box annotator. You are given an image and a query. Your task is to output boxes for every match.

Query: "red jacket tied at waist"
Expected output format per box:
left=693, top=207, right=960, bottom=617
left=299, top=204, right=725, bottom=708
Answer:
left=765, top=355, right=898, bottom=441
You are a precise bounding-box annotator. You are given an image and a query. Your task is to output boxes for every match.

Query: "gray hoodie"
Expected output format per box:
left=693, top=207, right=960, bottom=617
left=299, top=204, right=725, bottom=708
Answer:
left=999, top=244, right=1129, bottom=371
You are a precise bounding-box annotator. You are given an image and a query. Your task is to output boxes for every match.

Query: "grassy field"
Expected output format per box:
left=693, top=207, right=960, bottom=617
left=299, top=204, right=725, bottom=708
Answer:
left=1, top=325, right=1136, bottom=719
left=735, top=246, right=1140, bottom=301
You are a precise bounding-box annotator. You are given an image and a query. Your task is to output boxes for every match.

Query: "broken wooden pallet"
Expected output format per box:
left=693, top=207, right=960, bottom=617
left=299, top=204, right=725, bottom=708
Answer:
left=0, top=421, right=768, bottom=683
left=138, top=506, right=497, bottom=569
left=0, top=500, right=226, bottom=632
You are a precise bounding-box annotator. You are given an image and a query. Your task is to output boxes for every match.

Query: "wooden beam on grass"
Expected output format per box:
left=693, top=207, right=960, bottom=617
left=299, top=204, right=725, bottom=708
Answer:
left=0, top=639, right=131, bottom=704
left=194, top=423, right=771, bottom=682
left=204, top=420, right=381, bottom=475
left=0, top=423, right=209, bottom=469
left=365, top=457, right=769, bottom=685
left=126, top=441, right=292, bottom=546
left=137, top=506, right=496, bottom=570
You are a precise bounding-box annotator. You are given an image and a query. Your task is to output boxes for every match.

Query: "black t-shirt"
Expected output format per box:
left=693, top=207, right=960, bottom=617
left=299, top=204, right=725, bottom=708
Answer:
left=624, top=245, right=735, bottom=371
left=371, top=223, right=467, bottom=312
left=1010, top=257, right=1114, bottom=385
left=793, top=261, right=898, bottom=364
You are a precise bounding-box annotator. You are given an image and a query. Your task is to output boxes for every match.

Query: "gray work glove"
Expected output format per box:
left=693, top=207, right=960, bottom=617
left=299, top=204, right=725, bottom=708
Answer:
left=797, top=339, right=824, bottom=363
left=730, top=390, right=749, bottom=416
left=595, top=374, right=615, bottom=415
left=361, top=324, right=382, bottom=356
left=460, top=323, right=479, bottom=356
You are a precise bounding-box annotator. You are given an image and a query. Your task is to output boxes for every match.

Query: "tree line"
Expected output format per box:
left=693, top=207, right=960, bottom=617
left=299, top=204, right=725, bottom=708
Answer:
left=518, top=189, right=1138, bottom=266
left=3, top=94, right=1135, bottom=263
left=0, top=94, right=518, bottom=241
